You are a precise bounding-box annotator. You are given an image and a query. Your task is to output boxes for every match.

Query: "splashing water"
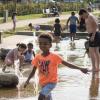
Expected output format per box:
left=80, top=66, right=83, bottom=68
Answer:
left=14, top=59, right=23, bottom=78
left=0, top=38, right=97, bottom=100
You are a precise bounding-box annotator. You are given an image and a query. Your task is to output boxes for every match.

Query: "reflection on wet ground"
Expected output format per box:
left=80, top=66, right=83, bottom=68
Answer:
left=0, top=38, right=100, bottom=100
left=89, top=73, right=99, bottom=100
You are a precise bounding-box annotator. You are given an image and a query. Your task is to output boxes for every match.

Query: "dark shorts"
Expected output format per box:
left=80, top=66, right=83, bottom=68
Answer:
left=54, top=32, right=61, bottom=36
left=70, top=24, right=77, bottom=33
left=89, top=32, right=100, bottom=47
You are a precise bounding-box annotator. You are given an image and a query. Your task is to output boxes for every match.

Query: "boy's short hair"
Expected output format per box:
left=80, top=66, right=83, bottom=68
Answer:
left=38, top=33, right=53, bottom=43
left=28, top=23, right=32, bottom=27
left=71, top=12, right=75, bottom=15
left=79, top=8, right=87, bottom=15
left=55, top=18, right=60, bottom=23
left=27, top=43, right=33, bottom=47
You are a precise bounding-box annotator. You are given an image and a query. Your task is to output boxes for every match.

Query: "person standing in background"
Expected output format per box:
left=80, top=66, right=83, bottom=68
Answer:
left=66, top=12, right=79, bottom=42
left=12, top=12, right=17, bottom=31
left=79, top=8, right=100, bottom=73
left=52, top=18, right=63, bottom=49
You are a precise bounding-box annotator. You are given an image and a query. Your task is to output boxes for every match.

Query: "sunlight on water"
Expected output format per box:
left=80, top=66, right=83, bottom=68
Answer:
left=0, top=38, right=100, bottom=100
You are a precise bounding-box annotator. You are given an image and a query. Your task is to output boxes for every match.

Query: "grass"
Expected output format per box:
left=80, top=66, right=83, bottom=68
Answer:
left=0, top=11, right=75, bottom=24
left=16, top=14, right=42, bottom=20
left=0, top=13, right=43, bottom=24
left=0, top=10, right=99, bottom=24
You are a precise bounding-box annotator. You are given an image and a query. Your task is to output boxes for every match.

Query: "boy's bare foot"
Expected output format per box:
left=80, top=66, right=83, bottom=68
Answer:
left=2, top=68, right=10, bottom=73
left=19, top=67, right=23, bottom=71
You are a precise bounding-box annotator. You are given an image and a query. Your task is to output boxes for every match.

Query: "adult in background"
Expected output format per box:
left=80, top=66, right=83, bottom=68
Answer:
left=79, top=8, right=100, bottom=72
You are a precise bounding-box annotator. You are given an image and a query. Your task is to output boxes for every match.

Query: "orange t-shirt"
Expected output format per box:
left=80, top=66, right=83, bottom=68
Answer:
left=32, top=52, right=62, bottom=86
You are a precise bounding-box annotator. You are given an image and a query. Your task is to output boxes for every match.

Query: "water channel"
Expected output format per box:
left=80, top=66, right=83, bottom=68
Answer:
left=0, top=37, right=100, bottom=100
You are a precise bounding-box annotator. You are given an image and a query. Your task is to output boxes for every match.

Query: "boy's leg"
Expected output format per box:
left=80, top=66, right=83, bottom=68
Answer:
left=72, top=25, right=77, bottom=41
left=38, top=93, right=52, bottom=100
left=2, top=64, right=6, bottom=72
left=46, top=93, right=52, bottom=100
left=69, top=33, right=73, bottom=41
left=13, top=21, right=16, bottom=31
left=38, top=83, right=56, bottom=100
left=73, top=33, right=76, bottom=41
left=2, top=64, right=11, bottom=73
left=38, top=93, right=46, bottom=100
left=2, top=59, right=12, bottom=72
left=70, top=25, right=74, bottom=41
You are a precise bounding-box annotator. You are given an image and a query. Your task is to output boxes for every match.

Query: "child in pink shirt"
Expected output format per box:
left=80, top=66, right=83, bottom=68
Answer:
left=24, top=33, right=88, bottom=100
left=2, top=43, right=27, bottom=72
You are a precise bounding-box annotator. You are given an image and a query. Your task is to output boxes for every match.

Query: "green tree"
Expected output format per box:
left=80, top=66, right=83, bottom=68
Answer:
left=84, top=0, right=96, bottom=3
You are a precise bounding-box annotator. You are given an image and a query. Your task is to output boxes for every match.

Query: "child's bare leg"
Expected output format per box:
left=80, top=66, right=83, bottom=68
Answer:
left=2, top=64, right=11, bottom=73
left=13, top=21, right=16, bottom=31
left=70, top=33, right=73, bottom=41
left=2, top=64, right=7, bottom=72
left=19, top=56, right=24, bottom=71
left=73, top=33, right=76, bottom=41
left=38, top=94, right=46, bottom=100
left=45, top=94, right=52, bottom=100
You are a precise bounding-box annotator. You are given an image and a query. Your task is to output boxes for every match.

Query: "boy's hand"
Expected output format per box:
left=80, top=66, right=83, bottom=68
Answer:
left=24, top=80, right=29, bottom=88
left=90, top=35, right=95, bottom=42
left=80, top=68, right=89, bottom=74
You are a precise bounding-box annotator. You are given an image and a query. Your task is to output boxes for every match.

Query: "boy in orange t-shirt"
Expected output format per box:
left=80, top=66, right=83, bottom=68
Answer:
left=24, top=33, right=88, bottom=100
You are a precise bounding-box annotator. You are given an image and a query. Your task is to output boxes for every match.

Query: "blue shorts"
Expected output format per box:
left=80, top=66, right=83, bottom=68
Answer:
left=39, top=83, right=56, bottom=99
left=70, top=24, right=77, bottom=33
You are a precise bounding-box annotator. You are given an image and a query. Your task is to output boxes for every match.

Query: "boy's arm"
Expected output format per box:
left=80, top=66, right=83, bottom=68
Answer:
left=33, top=51, right=35, bottom=57
left=66, top=18, right=70, bottom=29
left=51, top=25, right=54, bottom=32
left=62, top=60, right=88, bottom=74
left=66, top=18, right=70, bottom=25
left=60, top=25, right=63, bottom=32
left=24, top=66, right=37, bottom=88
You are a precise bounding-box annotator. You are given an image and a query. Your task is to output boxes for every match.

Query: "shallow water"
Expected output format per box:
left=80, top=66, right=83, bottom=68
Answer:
left=0, top=38, right=100, bottom=100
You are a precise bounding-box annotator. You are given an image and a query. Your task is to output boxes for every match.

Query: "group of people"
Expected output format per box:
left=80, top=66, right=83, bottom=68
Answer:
left=2, top=43, right=35, bottom=72
left=43, top=6, right=59, bottom=17
left=51, top=11, right=85, bottom=48
left=2, top=8, right=100, bottom=100
left=24, top=8, right=100, bottom=100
